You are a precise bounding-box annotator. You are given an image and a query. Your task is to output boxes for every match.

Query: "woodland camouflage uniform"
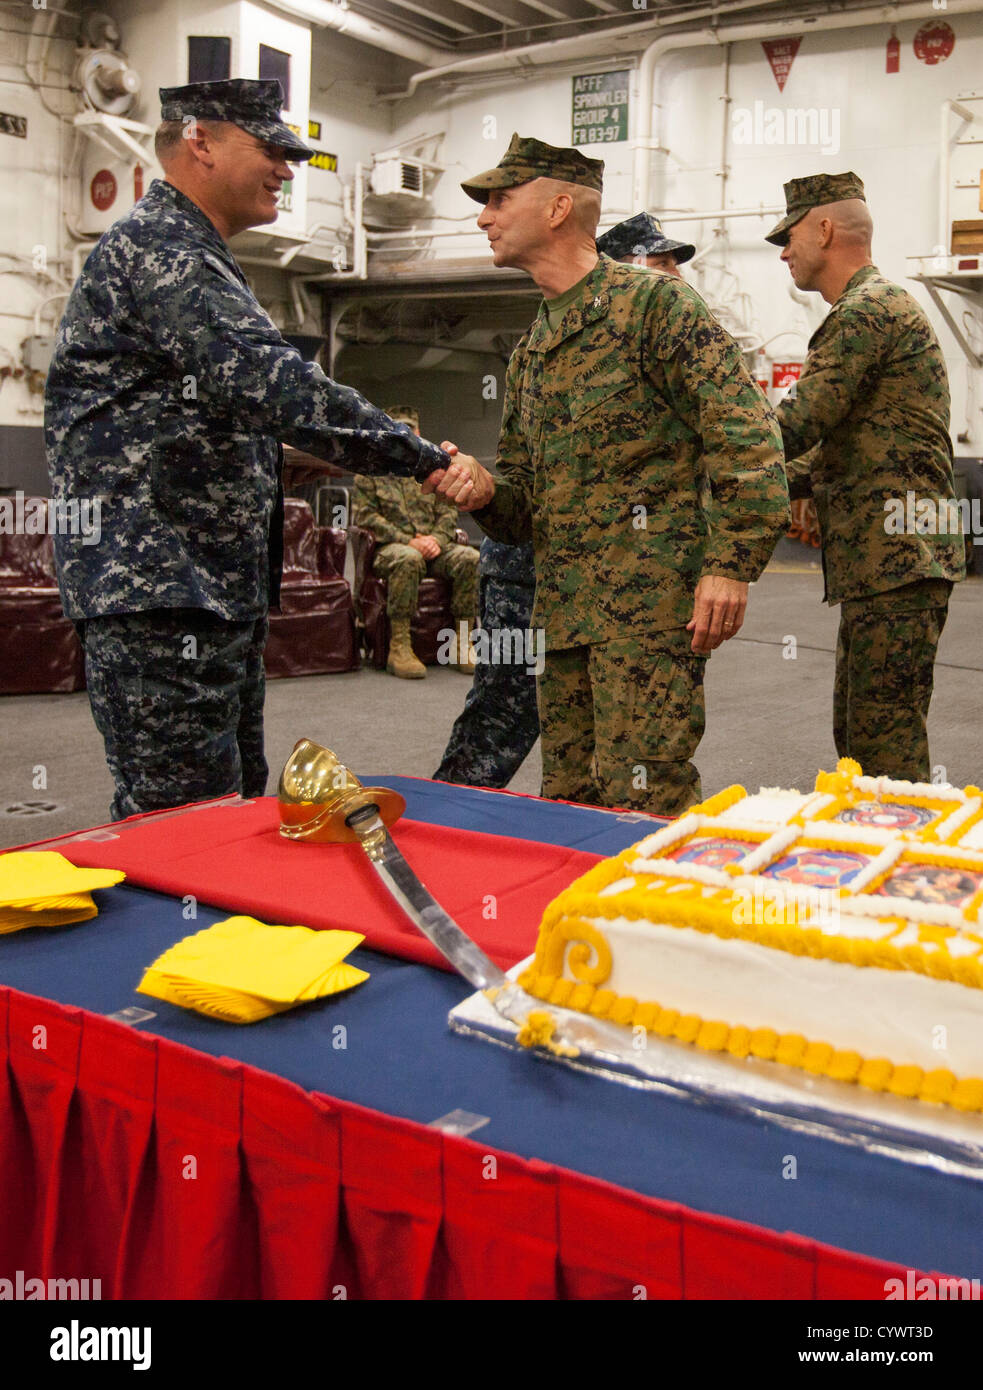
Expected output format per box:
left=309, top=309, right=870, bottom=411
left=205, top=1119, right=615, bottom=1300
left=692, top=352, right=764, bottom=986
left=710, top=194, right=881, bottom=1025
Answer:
left=769, top=172, right=965, bottom=780
left=351, top=474, right=479, bottom=622
left=464, top=177, right=790, bottom=813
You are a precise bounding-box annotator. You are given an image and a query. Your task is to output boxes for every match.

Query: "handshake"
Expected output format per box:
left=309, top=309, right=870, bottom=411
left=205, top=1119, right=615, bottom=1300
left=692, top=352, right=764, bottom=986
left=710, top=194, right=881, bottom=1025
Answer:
left=422, top=442, right=496, bottom=512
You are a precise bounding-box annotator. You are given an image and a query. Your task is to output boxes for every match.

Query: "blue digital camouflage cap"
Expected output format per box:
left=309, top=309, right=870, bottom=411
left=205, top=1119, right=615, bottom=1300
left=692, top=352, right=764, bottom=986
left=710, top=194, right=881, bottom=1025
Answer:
left=159, top=79, right=313, bottom=161
left=597, top=212, right=695, bottom=264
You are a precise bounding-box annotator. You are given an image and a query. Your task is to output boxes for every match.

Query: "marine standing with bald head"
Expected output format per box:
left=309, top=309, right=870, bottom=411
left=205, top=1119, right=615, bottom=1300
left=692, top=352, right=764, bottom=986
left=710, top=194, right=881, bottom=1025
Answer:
left=767, top=173, right=965, bottom=781
left=431, top=135, right=789, bottom=815
left=46, top=80, right=454, bottom=819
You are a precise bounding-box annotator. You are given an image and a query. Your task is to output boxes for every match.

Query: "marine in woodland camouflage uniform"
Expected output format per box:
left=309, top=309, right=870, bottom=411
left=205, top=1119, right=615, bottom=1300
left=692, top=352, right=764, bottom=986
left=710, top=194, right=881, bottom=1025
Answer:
left=352, top=406, right=479, bottom=624
left=457, top=135, right=790, bottom=816
left=767, top=172, right=965, bottom=781
left=436, top=215, right=694, bottom=787
left=45, top=80, right=450, bottom=819
left=433, top=538, right=539, bottom=786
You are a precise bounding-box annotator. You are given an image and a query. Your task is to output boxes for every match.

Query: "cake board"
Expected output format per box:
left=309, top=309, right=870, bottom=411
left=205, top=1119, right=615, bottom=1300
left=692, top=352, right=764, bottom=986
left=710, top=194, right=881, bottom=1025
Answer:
left=449, top=958, right=983, bottom=1182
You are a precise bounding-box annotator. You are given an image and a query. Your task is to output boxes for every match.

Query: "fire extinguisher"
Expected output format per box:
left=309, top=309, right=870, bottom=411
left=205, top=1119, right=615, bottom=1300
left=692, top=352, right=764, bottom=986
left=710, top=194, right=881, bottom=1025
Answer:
left=886, top=30, right=900, bottom=73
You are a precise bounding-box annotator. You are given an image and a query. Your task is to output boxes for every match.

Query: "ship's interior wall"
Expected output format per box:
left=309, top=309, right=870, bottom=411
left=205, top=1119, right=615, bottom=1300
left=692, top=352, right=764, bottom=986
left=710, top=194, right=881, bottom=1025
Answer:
left=2, top=2, right=982, bottom=489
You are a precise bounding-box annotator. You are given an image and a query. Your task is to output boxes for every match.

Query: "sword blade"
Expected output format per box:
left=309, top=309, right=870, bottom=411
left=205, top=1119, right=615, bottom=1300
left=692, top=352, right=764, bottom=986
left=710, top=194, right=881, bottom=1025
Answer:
left=345, top=806, right=670, bottom=1067
left=347, top=806, right=509, bottom=993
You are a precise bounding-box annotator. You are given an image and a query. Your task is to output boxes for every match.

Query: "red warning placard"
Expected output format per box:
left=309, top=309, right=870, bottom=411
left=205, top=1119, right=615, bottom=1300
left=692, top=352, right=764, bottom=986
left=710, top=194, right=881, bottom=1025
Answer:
left=762, top=37, right=802, bottom=92
left=772, top=362, right=803, bottom=390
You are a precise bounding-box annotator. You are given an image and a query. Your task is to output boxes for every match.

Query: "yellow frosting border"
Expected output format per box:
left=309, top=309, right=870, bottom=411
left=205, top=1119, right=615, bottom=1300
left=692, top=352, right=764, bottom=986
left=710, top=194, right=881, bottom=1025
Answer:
left=517, top=954, right=983, bottom=1113
left=539, top=857, right=983, bottom=987
left=524, top=759, right=983, bottom=1112
left=939, top=799, right=983, bottom=847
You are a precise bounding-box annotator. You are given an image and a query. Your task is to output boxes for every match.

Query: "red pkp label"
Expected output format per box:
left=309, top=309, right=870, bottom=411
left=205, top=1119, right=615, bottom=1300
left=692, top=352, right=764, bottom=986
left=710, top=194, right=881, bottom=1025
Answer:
left=90, top=170, right=117, bottom=211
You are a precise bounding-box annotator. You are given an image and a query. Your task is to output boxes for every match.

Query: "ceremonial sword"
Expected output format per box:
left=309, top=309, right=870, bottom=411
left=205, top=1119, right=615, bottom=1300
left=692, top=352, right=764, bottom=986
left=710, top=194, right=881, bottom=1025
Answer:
left=344, top=800, right=659, bottom=1061
left=277, top=738, right=652, bottom=1063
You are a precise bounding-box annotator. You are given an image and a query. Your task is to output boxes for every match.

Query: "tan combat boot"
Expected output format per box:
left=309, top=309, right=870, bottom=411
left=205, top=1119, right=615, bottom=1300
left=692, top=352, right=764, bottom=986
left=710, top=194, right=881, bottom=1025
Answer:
left=387, top=617, right=426, bottom=679
left=452, top=618, right=477, bottom=675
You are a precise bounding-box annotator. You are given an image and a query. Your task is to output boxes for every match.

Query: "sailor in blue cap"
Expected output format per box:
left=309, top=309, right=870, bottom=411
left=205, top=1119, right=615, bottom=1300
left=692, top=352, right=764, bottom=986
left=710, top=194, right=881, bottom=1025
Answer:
left=46, top=79, right=464, bottom=820
left=154, top=77, right=314, bottom=237
left=596, top=212, right=696, bottom=278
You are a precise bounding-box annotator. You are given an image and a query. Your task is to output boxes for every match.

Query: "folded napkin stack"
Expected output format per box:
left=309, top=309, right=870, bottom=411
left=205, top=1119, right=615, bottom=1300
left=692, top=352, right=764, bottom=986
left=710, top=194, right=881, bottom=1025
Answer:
left=0, top=850, right=125, bottom=933
left=137, top=916, right=369, bottom=1023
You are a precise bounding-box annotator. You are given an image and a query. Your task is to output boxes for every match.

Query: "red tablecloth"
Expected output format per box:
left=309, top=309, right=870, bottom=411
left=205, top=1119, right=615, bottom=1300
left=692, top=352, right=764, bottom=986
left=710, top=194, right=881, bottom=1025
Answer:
left=3, top=793, right=951, bottom=1299
left=0, top=985, right=926, bottom=1300
left=38, top=797, right=600, bottom=973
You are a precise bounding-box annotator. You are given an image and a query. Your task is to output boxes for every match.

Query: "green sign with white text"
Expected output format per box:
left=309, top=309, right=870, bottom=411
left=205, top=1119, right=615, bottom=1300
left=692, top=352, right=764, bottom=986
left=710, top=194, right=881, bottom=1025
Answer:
left=571, top=70, right=629, bottom=146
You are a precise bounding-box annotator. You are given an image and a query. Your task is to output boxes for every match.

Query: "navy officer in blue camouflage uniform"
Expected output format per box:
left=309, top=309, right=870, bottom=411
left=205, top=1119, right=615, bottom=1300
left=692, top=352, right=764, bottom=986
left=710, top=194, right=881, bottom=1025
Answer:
left=46, top=80, right=458, bottom=819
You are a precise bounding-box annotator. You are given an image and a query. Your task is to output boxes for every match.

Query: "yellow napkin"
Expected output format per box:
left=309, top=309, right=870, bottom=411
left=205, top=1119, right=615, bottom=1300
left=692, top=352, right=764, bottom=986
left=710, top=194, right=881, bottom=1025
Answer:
left=137, top=916, right=369, bottom=1023
left=0, top=851, right=125, bottom=934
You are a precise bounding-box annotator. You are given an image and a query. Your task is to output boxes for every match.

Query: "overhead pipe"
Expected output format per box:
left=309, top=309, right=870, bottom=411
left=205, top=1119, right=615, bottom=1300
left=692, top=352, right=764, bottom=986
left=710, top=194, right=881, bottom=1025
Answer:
left=299, top=161, right=368, bottom=283
left=385, top=0, right=793, bottom=102
left=264, top=0, right=448, bottom=66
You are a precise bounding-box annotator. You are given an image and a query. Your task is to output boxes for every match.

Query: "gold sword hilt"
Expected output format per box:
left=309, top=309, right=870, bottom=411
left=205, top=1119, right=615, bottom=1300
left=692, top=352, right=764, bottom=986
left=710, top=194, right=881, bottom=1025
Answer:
left=277, top=738, right=406, bottom=844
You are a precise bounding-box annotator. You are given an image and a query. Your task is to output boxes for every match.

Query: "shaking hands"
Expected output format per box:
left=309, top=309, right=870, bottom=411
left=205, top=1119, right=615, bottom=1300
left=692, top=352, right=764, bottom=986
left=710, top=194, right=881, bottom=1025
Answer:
left=421, top=442, right=496, bottom=512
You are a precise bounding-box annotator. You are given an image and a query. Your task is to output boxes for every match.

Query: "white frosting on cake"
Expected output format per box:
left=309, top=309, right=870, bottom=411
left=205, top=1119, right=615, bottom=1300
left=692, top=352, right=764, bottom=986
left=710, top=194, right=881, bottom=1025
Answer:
left=527, top=764, right=983, bottom=1101
left=854, top=775, right=962, bottom=801
left=936, top=798, right=981, bottom=842
left=594, top=916, right=983, bottom=1077
left=736, top=826, right=800, bottom=872
left=845, top=841, right=904, bottom=894
left=634, top=814, right=701, bottom=857
left=714, top=791, right=811, bottom=826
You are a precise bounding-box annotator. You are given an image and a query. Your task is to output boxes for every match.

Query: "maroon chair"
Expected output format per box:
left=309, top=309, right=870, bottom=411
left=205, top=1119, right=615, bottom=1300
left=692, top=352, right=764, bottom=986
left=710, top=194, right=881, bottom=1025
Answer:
left=0, top=521, right=85, bottom=693
left=348, top=525, right=473, bottom=669
left=264, top=499, right=359, bottom=677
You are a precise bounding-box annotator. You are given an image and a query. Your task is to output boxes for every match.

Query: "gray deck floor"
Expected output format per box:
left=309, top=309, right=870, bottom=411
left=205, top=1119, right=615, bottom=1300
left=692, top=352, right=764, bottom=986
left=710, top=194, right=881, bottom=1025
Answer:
left=2, top=560, right=980, bottom=849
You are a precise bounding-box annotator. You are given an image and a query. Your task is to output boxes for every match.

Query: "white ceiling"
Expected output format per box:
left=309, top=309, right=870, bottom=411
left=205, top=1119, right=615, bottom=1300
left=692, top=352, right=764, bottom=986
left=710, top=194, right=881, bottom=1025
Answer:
left=346, top=0, right=888, bottom=55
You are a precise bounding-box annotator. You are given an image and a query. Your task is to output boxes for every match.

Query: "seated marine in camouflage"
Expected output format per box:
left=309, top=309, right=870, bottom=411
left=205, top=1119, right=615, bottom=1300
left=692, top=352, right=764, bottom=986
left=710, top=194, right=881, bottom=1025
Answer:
left=352, top=407, right=480, bottom=679
left=767, top=172, right=965, bottom=781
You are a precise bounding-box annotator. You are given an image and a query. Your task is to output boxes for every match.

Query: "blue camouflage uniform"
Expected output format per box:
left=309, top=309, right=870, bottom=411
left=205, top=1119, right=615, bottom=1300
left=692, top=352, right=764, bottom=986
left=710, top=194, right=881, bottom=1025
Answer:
left=45, top=81, right=449, bottom=819
left=433, top=538, right=540, bottom=787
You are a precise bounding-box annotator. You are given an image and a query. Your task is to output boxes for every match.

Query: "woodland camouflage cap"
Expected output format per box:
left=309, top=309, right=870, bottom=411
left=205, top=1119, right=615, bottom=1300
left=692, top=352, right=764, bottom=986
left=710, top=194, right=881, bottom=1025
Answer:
left=765, top=171, right=866, bottom=245
left=461, top=133, right=604, bottom=203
